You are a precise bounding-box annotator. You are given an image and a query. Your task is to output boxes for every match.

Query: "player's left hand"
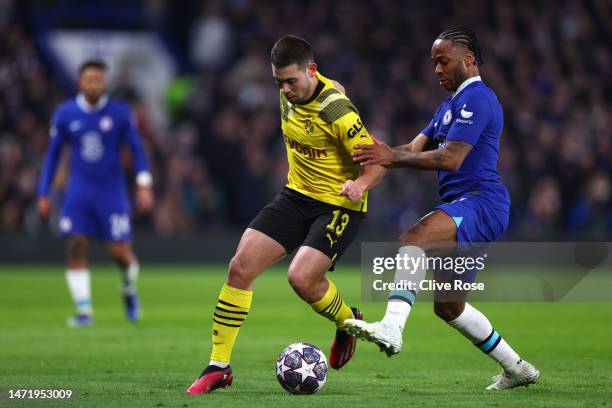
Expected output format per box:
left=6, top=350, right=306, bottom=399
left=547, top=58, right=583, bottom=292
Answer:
left=352, top=140, right=396, bottom=167
left=340, top=180, right=366, bottom=202
left=136, top=186, right=154, bottom=212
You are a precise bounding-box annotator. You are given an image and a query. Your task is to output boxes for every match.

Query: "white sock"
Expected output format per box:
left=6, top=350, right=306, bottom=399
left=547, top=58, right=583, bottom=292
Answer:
left=121, top=262, right=139, bottom=295
left=381, top=301, right=412, bottom=332
left=209, top=360, right=229, bottom=368
left=66, top=269, right=92, bottom=315
left=447, top=303, right=523, bottom=374
left=381, top=246, right=426, bottom=332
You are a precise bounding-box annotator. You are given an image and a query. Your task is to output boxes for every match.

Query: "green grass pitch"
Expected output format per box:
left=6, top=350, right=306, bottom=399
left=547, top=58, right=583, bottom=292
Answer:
left=1, top=265, right=610, bottom=407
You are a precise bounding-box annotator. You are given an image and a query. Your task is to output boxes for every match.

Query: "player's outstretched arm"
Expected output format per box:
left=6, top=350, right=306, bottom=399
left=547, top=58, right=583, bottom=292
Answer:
left=37, top=114, right=67, bottom=219
left=392, top=140, right=472, bottom=171
left=124, top=109, right=155, bottom=212
left=370, top=88, right=489, bottom=171
left=352, top=140, right=472, bottom=172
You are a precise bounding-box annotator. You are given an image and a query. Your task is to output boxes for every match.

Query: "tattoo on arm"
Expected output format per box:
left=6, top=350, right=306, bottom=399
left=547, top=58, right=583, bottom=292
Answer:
left=393, top=140, right=473, bottom=171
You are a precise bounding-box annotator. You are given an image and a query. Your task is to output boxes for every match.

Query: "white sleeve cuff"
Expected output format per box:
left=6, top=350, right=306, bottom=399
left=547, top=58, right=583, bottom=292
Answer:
left=136, top=171, right=153, bottom=187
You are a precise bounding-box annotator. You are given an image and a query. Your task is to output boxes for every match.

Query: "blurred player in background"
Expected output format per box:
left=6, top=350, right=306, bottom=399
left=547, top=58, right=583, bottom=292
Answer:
left=187, top=35, right=386, bottom=394
left=37, top=60, right=154, bottom=327
left=346, top=28, right=539, bottom=390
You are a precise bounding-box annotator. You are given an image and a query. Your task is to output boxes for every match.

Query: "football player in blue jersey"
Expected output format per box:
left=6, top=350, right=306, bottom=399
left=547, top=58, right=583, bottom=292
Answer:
left=37, top=60, right=154, bottom=327
left=346, top=28, right=539, bottom=390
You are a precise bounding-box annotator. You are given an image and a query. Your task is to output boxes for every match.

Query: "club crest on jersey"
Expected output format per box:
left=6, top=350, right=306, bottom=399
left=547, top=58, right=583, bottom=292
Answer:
left=100, top=116, right=113, bottom=132
left=442, top=109, right=452, bottom=125
left=304, top=118, right=314, bottom=135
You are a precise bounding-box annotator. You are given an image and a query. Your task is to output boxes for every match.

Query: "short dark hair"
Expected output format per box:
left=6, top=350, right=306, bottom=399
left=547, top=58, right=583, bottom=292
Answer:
left=78, top=59, right=107, bottom=76
left=437, top=27, right=484, bottom=65
left=270, top=35, right=314, bottom=69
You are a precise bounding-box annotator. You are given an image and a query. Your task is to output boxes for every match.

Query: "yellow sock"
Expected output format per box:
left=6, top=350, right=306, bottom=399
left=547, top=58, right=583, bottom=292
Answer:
left=210, top=283, right=253, bottom=364
left=310, top=278, right=354, bottom=327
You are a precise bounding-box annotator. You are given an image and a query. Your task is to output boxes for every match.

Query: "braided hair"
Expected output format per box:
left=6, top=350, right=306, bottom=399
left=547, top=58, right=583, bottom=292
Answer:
left=437, top=27, right=484, bottom=66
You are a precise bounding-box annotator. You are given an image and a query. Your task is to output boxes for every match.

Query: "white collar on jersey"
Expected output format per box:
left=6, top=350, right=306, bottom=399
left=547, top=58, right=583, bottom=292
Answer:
left=76, top=93, right=109, bottom=113
left=452, top=76, right=482, bottom=99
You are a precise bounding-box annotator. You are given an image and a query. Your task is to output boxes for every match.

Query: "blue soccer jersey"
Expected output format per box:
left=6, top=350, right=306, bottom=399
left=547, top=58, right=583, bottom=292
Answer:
left=422, top=77, right=510, bottom=244
left=38, top=94, right=151, bottom=241
left=422, top=77, right=507, bottom=203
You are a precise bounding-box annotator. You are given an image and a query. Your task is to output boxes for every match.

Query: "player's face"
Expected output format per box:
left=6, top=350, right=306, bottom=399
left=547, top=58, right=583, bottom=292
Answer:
left=78, top=68, right=107, bottom=103
left=431, top=39, right=474, bottom=92
left=272, top=62, right=317, bottom=103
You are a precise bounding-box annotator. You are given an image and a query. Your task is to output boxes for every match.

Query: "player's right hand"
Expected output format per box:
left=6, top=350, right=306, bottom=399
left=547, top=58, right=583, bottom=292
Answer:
left=352, top=141, right=396, bottom=167
left=136, top=186, right=155, bottom=212
left=37, top=197, right=51, bottom=219
left=340, top=180, right=366, bottom=202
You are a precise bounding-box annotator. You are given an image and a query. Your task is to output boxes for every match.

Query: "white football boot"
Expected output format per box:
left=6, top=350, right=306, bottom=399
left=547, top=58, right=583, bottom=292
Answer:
left=486, top=360, right=540, bottom=390
left=343, top=319, right=403, bottom=356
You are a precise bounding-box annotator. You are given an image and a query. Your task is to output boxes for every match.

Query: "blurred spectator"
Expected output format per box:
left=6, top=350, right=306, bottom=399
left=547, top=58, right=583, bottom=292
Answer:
left=568, top=172, right=612, bottom=239
left=189, top=1, right=234, bottom=71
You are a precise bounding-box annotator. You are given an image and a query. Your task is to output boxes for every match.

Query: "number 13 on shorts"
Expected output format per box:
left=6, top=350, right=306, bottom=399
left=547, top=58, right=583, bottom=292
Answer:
left=326, top=209, right=350, bottom=237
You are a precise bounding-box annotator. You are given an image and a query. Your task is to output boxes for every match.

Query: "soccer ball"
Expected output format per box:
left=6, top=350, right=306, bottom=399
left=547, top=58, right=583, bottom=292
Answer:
left=276, top=342, right=328, bottom=394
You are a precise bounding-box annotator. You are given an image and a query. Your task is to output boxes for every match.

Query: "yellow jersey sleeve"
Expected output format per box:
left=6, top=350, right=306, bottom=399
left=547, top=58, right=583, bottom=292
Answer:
left=331, top=110, right=375, bottom=153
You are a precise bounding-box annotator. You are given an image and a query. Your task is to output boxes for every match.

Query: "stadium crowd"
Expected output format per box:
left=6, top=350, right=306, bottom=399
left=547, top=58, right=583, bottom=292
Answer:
left=1, top=0, right=610, bottom=240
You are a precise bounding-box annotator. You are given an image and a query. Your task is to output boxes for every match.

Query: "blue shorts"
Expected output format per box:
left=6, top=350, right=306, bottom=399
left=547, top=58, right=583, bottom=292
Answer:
left=434, top=190, right=510, bottom=282
left=436, top=191, right=509, bottom=245
left=59, top=194, right=132, bottom=242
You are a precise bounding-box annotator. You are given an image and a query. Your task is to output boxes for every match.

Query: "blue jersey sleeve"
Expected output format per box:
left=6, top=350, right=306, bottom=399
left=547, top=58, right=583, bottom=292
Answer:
left=122, top=107, right=150, bottom=176
left=446, top=92, right=492, bottom=146
left=37, top=111, right=67, bottom=197
left=421, top=117, right=436, bottom=138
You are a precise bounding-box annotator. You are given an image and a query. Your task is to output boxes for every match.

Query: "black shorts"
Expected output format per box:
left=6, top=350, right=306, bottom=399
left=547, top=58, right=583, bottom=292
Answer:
left=249, top=187, right=365, bottom=269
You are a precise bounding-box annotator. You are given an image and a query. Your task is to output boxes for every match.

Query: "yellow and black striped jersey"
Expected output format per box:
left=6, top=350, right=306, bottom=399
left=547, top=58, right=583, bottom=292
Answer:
left=280, top=71, right=374, bottom=212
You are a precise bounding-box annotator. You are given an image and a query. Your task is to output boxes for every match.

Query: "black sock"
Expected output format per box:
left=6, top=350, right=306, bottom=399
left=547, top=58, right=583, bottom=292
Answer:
left=201, top=364, right=230, bottom=376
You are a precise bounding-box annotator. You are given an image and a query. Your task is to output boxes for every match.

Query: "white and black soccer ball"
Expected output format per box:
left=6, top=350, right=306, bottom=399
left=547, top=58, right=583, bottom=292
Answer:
left=276, top=342, right=328, bottom=394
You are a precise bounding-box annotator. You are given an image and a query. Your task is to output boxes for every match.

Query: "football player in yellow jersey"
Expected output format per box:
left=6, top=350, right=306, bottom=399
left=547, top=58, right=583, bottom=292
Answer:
left=187, top=35, right=386, bottom=394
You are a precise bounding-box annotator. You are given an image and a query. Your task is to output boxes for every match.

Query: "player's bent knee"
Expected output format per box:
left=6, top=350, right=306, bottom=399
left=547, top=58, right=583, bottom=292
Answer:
left=433, top=302, right=464, bottom=321
left=107, top=245, right=133, bottom=267
left=67, top=237, right=88, bottom=261
left=286, top=273, right=303, bottom=293
left=399, top=223, right=431, bottom=244
left=227, top=255, right=255, bottom=288
left=112, top=255, right=131, bottom=269
left=286, top=266, right=313, bottom=295
left=398, top=231, right=419, bottom=244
